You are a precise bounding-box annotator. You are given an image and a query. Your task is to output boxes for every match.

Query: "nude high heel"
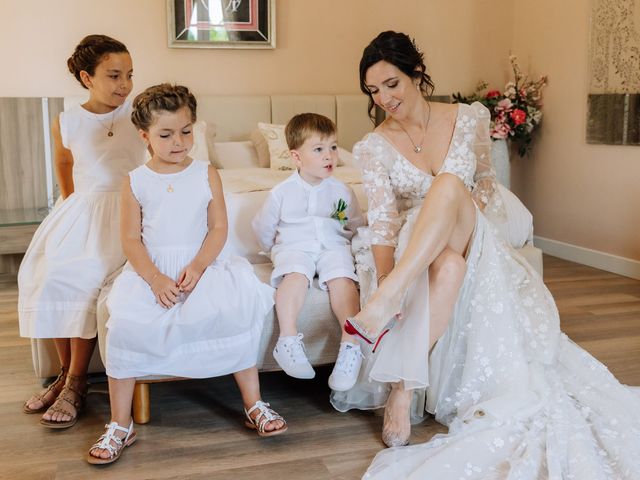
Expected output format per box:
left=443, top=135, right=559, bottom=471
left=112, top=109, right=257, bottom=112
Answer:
left=344, top=317, right=396, bottom=353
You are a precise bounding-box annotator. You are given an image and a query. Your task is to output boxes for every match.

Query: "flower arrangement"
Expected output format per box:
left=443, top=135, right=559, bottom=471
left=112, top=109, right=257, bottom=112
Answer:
left=453, top=56, right=548, bottom=157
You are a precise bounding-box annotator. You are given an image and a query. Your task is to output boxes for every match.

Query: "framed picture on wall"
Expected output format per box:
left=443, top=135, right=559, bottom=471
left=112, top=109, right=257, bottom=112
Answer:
left=167, top=0, right=275, bottom=49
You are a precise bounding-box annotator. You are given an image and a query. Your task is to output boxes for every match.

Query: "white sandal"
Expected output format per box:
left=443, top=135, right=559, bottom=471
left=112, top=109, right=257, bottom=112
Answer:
left=87, top=419, right=137, bottom=465
left=244, top=400, right=288, bottom=437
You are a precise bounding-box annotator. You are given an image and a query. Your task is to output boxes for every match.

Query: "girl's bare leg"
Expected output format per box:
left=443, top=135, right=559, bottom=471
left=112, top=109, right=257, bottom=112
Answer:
left=233, top=366, right=285, bottom=432
left=24, top=338, right=71, bottom=411
left=89, top=377, right=136, bottom=460
left=382, top=248, right=467, bottom=446
left=352, top=174, right=476, bottom=337
left=42, top=336, right=96, bottom=422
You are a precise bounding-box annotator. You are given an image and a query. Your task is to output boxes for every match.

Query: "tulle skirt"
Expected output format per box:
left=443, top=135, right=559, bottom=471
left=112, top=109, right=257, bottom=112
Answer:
left=353, top=211, right=640, bottom=479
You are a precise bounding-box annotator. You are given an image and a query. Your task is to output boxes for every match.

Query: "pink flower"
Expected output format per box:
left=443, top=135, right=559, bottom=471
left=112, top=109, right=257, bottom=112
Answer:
left=510, top=109, right=527, bottom=126
left=491, top=125, right=511, bottom=139
left=496, top=98, right=513, bottom=111
left=486, top=90, right=501, bottom=99
left=491, top=115, right=512, bottom=139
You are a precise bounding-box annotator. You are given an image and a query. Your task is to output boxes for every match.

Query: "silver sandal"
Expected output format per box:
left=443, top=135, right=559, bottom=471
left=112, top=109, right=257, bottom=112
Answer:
left=87, top=419, right=137, bottom=465
left=244, top=400, right=288, bottom=437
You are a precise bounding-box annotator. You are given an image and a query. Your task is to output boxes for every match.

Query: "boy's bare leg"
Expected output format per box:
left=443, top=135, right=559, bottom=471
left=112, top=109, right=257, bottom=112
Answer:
left=274, top=273, right=309, bottom=336
left=326, top=277, right=360, bottom=343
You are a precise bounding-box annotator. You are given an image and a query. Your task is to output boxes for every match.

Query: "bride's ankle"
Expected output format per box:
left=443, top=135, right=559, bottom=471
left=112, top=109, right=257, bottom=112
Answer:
left=366, top=290, right=402, bottom=319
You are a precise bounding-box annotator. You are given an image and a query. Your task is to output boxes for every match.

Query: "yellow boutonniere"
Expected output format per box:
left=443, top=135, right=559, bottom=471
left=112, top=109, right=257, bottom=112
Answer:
left=331, top=198, right=348, bottom=227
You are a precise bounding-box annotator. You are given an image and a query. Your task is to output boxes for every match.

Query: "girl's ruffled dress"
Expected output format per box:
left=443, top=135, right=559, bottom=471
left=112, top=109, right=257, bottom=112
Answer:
left=105, top=160, right=274, bottom=379
left=19, top=100, right=146, bottom=339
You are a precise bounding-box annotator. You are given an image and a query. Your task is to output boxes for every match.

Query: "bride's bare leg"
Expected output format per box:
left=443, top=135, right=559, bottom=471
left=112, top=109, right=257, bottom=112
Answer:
left=352, top=174, right=476, bottom=336
left=428, top=248, right=466, bottom=349
left=382, top=249, right=466, bottom=447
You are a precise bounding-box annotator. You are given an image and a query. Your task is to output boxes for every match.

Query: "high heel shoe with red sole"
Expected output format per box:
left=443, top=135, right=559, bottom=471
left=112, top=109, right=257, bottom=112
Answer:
left=344, top=317, right=396, bottom=353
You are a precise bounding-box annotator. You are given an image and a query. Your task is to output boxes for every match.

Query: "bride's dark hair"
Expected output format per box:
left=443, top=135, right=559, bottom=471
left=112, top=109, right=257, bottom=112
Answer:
left=359, top=31, right=435, bottom=122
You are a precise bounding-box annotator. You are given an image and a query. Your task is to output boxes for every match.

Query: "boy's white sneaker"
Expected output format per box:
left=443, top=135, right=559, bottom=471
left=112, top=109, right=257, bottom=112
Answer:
left=273, top=333, right=315, bottom=379
left=328, top=342, right=363, bottom=391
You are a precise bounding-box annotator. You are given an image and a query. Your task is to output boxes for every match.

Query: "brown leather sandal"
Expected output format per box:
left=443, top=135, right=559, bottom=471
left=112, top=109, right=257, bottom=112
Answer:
left=23, top=367, right=67, bottom=414
left=39, top=374, right=87, bottom=429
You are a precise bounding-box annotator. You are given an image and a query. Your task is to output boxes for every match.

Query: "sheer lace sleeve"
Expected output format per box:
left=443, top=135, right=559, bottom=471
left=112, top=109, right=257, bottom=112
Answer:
left=355, top=138, right=402, bottom=247
left=470, top=102, right=506, bottom=222
left=344, top=186, right=366, bottom=235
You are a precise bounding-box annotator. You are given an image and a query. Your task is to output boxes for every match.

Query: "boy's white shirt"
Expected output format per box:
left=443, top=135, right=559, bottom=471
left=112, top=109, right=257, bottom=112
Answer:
left=252, top=170, right=365, bottom=255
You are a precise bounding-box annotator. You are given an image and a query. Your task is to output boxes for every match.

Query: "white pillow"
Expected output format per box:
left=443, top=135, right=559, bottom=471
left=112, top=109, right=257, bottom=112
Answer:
left=337, top=147, right=354, bottom=167
left=189, top=120, right=210, bottom=163
left=494, top=184, right=534, bottom=249
left=213, top=141, right=260, bottom=169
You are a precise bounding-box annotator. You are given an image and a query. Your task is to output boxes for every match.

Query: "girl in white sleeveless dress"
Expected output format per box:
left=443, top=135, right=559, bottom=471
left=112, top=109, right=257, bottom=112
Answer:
left=18, top=35, right=146, bottom=428
left=339, top=31, right=640, bottom=479
left=88, top=84, right=286, bottom=465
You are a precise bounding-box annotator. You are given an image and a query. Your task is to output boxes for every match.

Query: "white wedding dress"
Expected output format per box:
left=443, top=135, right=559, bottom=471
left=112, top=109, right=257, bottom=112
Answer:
left=331, top=103, right=640, bottom=479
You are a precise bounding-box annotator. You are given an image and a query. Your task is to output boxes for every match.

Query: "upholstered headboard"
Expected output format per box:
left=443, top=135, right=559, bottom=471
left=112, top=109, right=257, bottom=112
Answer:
left=64, top=93, right=373, bottom=151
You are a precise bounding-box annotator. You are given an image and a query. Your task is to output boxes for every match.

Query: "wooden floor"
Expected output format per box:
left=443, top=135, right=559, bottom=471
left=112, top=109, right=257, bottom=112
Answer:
left=1, top=255, right=639, bottom=480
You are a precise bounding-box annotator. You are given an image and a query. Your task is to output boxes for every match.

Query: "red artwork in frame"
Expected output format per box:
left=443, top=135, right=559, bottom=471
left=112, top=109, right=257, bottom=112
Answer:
left=168, top=0, right=275, bottom=49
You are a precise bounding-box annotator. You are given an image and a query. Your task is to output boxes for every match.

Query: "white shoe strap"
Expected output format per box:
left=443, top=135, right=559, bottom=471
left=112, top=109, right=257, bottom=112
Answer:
left=245, top=401, right=284, bottom=434
left=92, top=421, right=132, bottom=454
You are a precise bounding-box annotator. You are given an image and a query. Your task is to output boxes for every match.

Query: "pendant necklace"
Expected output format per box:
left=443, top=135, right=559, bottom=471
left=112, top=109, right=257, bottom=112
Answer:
left=150, top=164, right=178, bottom=193
left=397, top=102, right=431, bottom=153
left=96, top=110, right=116, bottom=137
left=157, top=174, right=175, bottom=193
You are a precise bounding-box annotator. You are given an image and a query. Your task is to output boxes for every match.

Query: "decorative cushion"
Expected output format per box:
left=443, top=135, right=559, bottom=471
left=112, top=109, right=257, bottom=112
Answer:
left=213, top=141, right=260, bottom=169
left=249, top=128, right=271, bottom=168
left=255, top=122, right=349, bottom=171
left=257, top=122, right=291, bottom=170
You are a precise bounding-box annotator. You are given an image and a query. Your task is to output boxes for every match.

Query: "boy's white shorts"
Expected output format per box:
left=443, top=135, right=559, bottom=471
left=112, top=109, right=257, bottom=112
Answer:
left=270, top=246, right=358, bottom=291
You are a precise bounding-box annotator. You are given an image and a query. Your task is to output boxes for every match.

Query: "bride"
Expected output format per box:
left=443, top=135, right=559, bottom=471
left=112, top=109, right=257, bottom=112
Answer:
left=331, top=31, right=640, bottom=479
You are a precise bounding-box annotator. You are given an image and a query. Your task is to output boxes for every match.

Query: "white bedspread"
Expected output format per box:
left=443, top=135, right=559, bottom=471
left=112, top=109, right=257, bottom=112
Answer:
left=219, top=167, right=363, bottom=194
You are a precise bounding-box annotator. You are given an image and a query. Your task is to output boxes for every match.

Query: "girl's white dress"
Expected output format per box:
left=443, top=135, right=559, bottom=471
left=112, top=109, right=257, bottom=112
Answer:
left=105, top=160, right=274, bottom=379
left=332, top=103, right=640, bottom=479
left=18, top=100, right=146, bottom=339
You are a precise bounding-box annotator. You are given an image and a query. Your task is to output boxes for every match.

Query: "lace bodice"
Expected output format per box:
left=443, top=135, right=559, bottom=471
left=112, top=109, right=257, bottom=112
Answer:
left=353, top=102, right=501, bottom=247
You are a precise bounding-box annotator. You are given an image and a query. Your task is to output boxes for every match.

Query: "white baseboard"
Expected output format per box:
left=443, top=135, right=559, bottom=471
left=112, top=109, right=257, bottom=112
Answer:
left=533, top=236, right=640, bottom=280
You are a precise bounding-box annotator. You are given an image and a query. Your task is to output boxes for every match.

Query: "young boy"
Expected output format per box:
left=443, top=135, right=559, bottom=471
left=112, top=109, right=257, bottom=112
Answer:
left=252, top=113, right=365, bottom=391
